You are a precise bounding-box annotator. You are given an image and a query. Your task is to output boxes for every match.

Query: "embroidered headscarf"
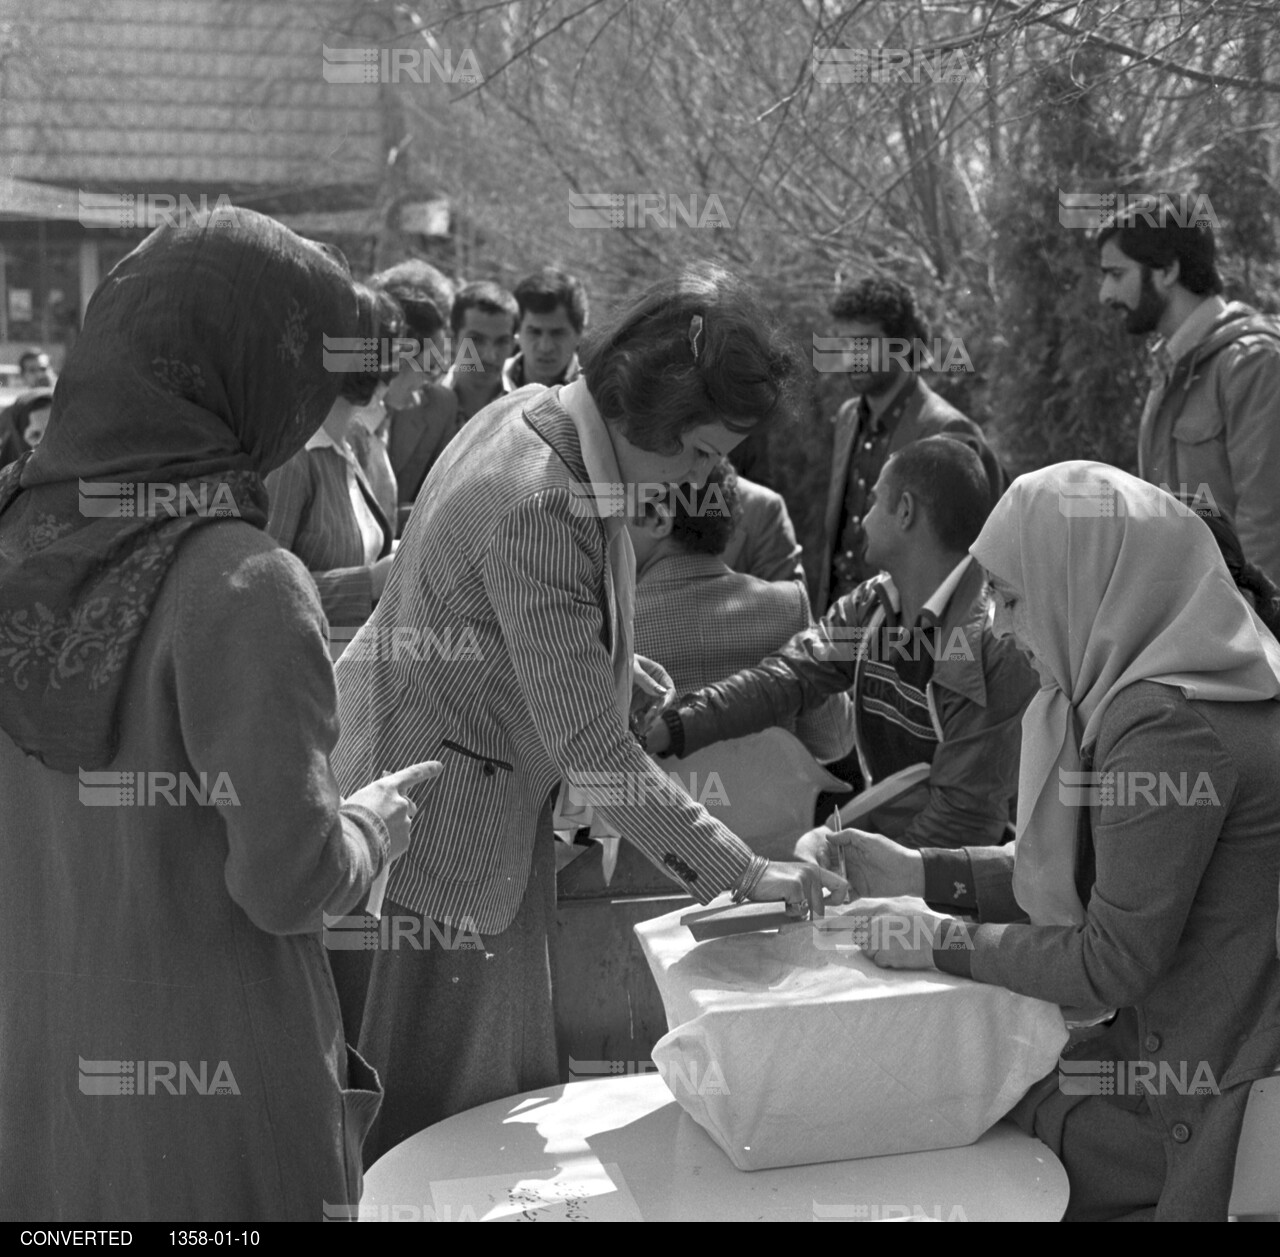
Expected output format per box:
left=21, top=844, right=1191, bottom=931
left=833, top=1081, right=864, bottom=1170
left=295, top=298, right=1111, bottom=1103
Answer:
left=971, top=462, right=1280, bottom=926
left=0, top=208, right=363, bottom=770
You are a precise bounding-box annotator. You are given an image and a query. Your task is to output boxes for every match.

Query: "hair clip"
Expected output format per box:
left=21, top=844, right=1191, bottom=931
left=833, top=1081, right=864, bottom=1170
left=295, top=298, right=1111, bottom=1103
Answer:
left=689, top=314, right=704, bottom=364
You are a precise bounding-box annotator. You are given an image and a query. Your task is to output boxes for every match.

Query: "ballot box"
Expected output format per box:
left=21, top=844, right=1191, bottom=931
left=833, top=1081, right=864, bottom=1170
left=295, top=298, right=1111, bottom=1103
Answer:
left=635, top=898, right=1068, bottom=1171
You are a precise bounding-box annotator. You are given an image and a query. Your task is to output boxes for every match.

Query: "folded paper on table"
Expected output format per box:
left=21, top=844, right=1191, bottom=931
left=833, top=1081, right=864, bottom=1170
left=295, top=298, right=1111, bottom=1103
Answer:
left=635, top=899, right=1068, bottom=1171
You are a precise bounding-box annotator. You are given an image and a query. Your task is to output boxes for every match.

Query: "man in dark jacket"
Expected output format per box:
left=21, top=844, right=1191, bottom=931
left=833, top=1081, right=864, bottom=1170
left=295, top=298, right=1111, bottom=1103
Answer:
left=1099, top=200, right=1280, bottom=586
left=818, top=277, right=1006, bottom=612
left=647, top=437, right=1037, bottom=848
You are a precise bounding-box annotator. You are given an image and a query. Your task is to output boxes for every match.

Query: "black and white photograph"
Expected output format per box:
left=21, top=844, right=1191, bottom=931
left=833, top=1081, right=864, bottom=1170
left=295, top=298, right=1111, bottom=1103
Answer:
left=1, top=0, right=1278, bottom=1228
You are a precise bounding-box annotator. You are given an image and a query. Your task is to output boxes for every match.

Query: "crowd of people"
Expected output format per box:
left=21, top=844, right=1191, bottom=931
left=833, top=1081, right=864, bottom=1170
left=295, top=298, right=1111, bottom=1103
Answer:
left=0, top=197, right=1277, bottom=1224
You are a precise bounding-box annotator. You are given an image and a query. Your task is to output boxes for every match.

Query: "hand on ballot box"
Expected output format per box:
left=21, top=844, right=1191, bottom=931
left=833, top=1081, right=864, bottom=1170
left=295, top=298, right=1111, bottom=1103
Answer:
left=794, top=827, right=926, bottom=900
left=745, top=857, right=849, bottom=920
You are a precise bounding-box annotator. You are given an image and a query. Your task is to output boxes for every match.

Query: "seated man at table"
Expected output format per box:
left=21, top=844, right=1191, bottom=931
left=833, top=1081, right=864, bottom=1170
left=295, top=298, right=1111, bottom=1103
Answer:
left=630, top=460, right=852, bottom=764
left=722, top=473, right=806, bottom=584
left=646, top=437, right=1037, bottom=848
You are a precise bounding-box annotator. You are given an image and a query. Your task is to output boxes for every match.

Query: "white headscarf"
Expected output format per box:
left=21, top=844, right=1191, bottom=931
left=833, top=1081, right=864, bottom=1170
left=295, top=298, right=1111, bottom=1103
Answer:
left=971, top=462, right=1280, bottom=926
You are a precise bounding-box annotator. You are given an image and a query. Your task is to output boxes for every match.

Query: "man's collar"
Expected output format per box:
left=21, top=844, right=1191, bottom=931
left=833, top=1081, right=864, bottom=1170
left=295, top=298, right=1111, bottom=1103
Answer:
left=870, top=558, right=990, bottom=705
left=304, top=425, right=339, bottom=452
left=1162, top=294, right=1228, bottom=367
left=878, top=553, right=973, bottom=623
left=503, top=352, right=581, bottom=393
left=922, top=554, right=974, bottom=622
left=863, top=372, right=916, bottom=420
left=501, top=354, right=524, bottom=393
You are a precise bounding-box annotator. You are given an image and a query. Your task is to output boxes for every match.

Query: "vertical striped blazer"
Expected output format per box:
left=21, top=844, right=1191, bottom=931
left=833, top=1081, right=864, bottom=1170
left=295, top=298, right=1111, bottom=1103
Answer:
left=331, top=387, right=757, bottom=933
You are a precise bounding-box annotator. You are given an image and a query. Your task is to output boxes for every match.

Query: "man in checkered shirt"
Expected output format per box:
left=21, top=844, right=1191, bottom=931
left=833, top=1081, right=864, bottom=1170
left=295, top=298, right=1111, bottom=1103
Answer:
left=629, top=459, right=853, bottom=763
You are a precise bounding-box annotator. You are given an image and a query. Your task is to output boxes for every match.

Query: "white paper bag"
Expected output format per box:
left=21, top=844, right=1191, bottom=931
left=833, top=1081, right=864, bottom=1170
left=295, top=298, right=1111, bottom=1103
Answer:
left=636, top=900, right=1068, bottom=1171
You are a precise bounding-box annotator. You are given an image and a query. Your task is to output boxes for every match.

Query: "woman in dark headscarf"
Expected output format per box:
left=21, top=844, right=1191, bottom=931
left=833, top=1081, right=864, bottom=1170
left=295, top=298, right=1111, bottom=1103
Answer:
left=0, top=209, right=437, bottom=1221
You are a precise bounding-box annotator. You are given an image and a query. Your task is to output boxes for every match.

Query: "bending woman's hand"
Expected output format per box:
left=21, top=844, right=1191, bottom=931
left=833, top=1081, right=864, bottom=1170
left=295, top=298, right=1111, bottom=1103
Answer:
left=748, top=859, right=849, bottom=918
left=346, top=761, right=443, bottom=862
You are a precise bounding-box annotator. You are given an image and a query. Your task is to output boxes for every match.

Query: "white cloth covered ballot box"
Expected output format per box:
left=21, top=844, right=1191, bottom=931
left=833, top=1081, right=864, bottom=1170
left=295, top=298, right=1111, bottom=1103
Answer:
left=634, top=898, right=1068, bottom=1171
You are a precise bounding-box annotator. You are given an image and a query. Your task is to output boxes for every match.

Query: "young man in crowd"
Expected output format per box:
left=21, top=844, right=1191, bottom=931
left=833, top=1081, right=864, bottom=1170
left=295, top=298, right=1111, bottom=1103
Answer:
left=372, top=260, right=460, bottom=529
left=647, top=437, right=1036, bottom=849
left=444, top=281, right=519, bottom=421
left=1099, top=198, right=1280, bottom=585
left=18, top=348, right=54, bottom=388
left=820, top=277, right=1005, bottom=613
left=503, top=267, right=588, bottom=390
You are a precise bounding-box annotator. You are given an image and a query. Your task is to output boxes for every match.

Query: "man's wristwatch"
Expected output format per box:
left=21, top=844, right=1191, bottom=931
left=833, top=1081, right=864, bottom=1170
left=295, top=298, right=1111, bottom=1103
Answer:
left=657, top=708, right=685, bottom=759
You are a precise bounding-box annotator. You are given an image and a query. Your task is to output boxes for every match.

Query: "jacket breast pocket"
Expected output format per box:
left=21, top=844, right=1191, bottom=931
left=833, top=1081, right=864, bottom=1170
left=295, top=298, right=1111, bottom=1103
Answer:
left=1170, top=405, right=1228, bottom=499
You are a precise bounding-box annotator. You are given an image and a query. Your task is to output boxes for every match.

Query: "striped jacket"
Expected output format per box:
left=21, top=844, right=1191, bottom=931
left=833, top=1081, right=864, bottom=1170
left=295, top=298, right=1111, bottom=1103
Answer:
left=331, top=387, right=757, bottom=932
left=265, top=442, right=392, bottom=627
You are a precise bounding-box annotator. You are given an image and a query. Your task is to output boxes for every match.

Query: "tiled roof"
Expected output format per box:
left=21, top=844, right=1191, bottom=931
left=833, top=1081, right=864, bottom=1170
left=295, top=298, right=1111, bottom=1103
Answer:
left=0, top=0, right=384, bottom=188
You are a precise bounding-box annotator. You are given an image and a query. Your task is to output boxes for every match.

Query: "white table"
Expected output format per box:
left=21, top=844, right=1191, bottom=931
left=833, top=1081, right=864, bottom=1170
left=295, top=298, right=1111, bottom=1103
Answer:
left=360, top=1073, right=1069, bottom=1222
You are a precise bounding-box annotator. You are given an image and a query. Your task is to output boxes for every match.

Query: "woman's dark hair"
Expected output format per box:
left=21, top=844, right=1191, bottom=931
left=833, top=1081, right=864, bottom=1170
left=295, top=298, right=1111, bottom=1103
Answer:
left=339, top=284, right=405, bottom=405
left=371, top=259, right=455, bottom=341
left=1176, top=490, right=1280, bottom=638
left=579, top=264, right=802, bottom=455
